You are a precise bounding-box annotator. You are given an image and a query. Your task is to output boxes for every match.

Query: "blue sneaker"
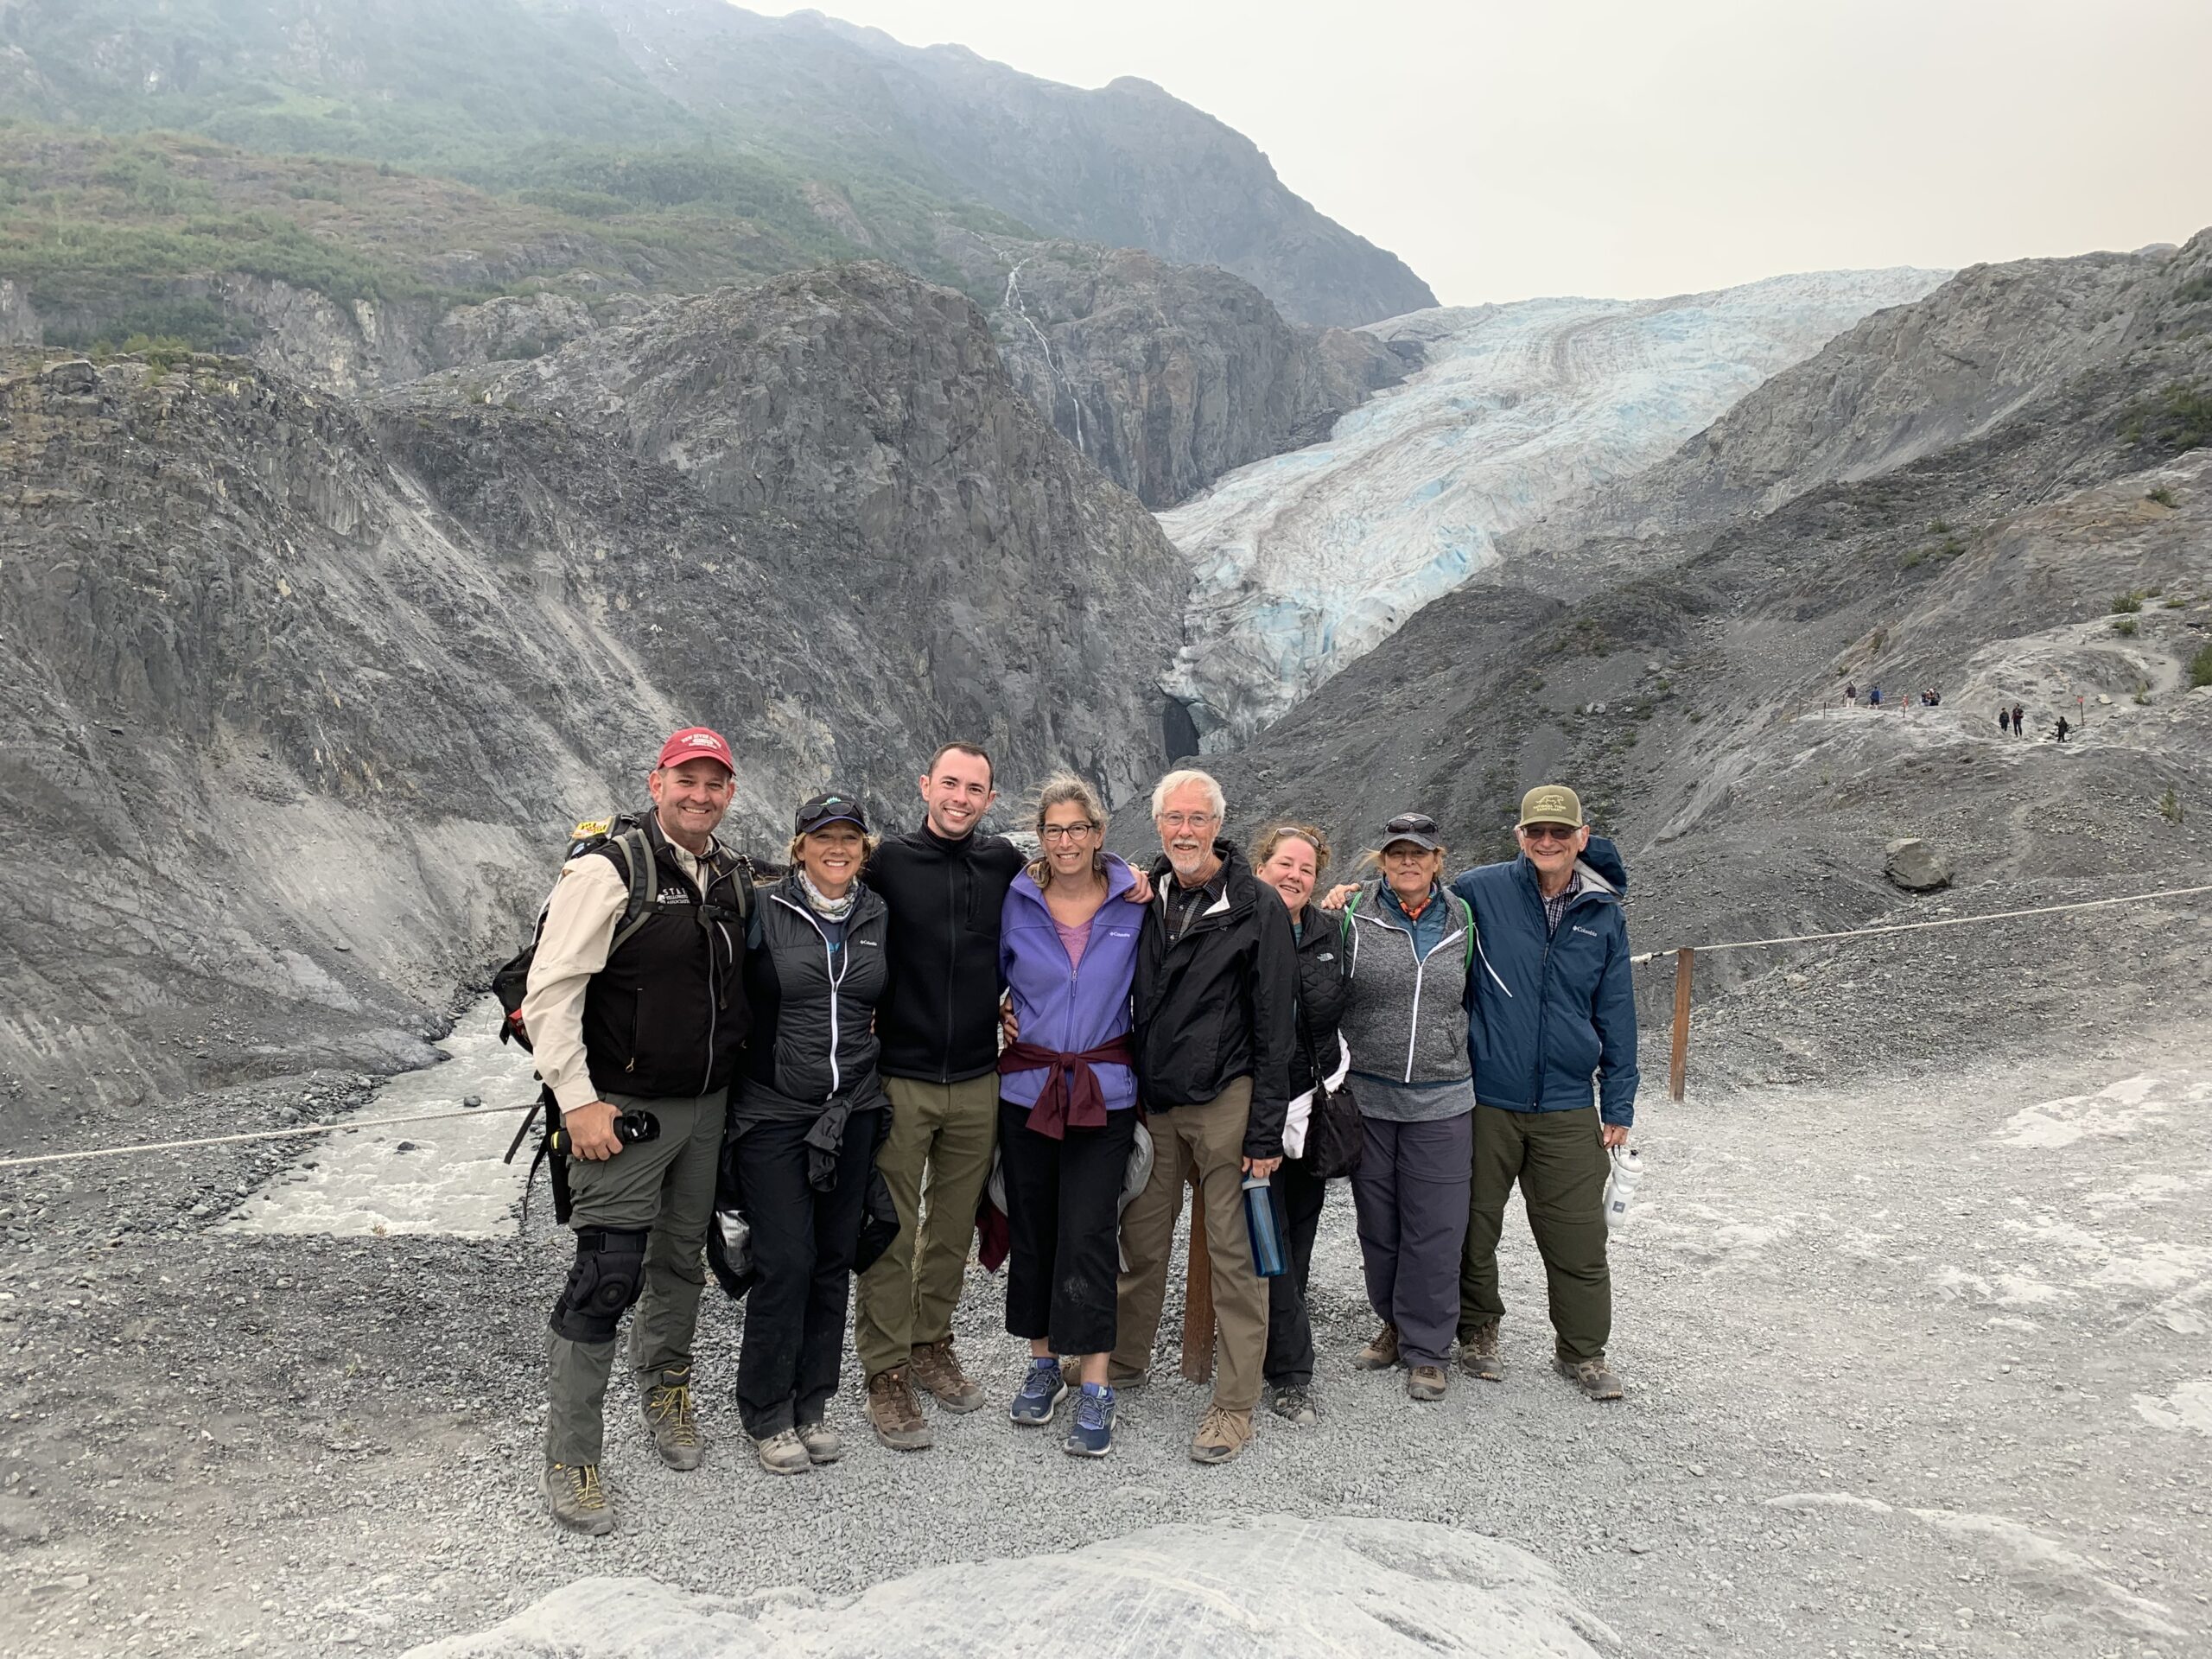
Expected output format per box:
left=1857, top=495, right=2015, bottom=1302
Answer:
left=1008, top=1357, right=1067, bottom=1426
left=1063, top=1383, right=1115, bottom=1458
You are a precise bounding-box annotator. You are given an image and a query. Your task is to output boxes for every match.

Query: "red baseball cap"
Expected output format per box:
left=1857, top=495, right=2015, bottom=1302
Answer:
left=655, top=726, right=735, bottom=773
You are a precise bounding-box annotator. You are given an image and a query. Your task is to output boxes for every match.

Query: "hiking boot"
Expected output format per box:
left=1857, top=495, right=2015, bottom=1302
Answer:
left=1408, top=1364, right=1448, bottom=1402
left=865, top=1366, right=934, bottom=1452
left=1063, top=1384, right=1116, bottom=1459
left=753, top=1429, right=813, bottom=1476
left=1009, top=1357, right=1068, bottom=1426
left=910, top=1338, right=988, bottom=1414
left=641, top=1369, right=704, bottom=1471
left=541, top=1461, right=613, bottom=1536
left=796, top=1421, right=844, bottom=1465
left=1555, top=1351, right=1624, bottom=1402
left=1268, top=1383, right=1319, bottom=1426
left=1458, top=1320, right=1503, bottom=1382
left=1190, top=1403, right=1255, bottom=1465
left=1352, top=1322, right=1401, bottom=1370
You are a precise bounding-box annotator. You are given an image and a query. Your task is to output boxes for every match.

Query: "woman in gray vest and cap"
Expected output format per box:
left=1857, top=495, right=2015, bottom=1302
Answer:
left=1333, top=811, right=1478, bottom=1402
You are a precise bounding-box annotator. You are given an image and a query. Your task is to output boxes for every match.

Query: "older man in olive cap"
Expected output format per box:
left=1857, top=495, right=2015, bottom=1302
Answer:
left=1447, top=785, right=1637, bottom=1401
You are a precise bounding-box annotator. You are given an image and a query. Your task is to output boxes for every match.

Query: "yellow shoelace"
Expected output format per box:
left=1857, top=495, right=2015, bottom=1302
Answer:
left=648, top=1385, right=701, bottom=1443
left=562, top=1464, right=607, bottom=1510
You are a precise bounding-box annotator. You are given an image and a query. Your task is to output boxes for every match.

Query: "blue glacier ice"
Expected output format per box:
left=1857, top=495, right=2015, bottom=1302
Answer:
left=1158, top=267, right=1949, bottom=747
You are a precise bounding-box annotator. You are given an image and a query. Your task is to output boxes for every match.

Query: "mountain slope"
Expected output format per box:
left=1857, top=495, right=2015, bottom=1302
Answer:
left=1198, top=229, right=2212, bottom=1083
left=0, top=263, right=1186, bottom=1109
left=1157, top=267, right=1948, bottom=747
left=0, top=0, right=1434, bottom=327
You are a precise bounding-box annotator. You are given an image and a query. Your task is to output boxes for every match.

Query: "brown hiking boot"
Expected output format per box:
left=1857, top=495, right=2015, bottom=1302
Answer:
left=641, top=1369, right=704, bottom=1471
left=1556, top=1351, right=1624, bottom=1402
left=541, top=1461, right=613, bottom=1535
left=1458, top=1320, right=1503, bottom=1382
left=909, top=1338, right=988, bottom=1414
left=866, top=1365, right=935, bottom=1451
left=1408, top=1364, right=1448, bottom=1402
left=1352, top=1322, right=1401, bottom=1370
left=1190, top=1403, right=1255, bottom=1465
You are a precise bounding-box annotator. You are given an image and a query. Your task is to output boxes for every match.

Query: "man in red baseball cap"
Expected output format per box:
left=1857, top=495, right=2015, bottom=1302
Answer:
left=521, top=723, right=755, bottom=1534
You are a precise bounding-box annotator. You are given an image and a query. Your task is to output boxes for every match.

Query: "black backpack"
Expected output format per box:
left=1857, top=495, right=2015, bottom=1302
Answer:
left=494, top=814, right=755, bottom=1221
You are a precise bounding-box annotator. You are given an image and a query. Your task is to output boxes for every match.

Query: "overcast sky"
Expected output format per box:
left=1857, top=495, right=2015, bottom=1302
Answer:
left=752, top=0, right=2212, bottom=305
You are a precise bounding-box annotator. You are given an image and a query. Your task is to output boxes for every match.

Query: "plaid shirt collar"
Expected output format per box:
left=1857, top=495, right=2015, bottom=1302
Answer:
left=1540, top=870, right=1582, bottom=938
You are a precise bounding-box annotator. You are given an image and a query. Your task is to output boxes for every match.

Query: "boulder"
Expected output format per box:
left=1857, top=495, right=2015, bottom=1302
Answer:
left=1885, top=837, right=1952, bottom=893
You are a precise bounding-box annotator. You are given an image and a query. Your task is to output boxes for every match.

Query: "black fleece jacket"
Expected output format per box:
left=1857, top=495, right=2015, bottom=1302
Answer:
left=1132, top=842, right=1299, bottom=1159
left=868, top=822, right=1024, bottom=1084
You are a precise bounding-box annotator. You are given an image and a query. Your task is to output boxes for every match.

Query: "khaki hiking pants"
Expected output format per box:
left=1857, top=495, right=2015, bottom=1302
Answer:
left=1113, top=1077, right=1266, bottom=1414
left=544, top=1087, right=722, bottom=1467
left=1459, top=1102, right=1612, bottom=1363
left=853, top=1073, right=998, bottom=1380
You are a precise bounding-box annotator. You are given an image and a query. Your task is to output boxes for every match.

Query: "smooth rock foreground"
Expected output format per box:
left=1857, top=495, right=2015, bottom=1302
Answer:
left=402, top=1515, right=1612, bottom=1659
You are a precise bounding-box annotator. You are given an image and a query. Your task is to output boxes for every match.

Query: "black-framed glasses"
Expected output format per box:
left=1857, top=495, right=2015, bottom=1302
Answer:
left=1039, top=822, right=1098, bottom=842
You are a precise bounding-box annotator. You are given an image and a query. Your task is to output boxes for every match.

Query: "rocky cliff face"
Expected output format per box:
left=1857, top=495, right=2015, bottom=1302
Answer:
left=1197, top=230, right=2212, bottom=1086
left=0, top=264, right=1187, bottom=1109
left=968, top=240, right=1410, bottom=508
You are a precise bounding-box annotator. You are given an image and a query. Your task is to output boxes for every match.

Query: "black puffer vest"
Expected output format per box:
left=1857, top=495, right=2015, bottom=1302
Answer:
left=580, top=817, right=752, bottom=1102
left=737, top=874, right=893, bottom=1119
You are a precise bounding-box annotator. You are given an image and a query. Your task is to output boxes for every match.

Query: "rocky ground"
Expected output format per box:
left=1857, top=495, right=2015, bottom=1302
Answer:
left=3, top=938, right=2206, bottom=1656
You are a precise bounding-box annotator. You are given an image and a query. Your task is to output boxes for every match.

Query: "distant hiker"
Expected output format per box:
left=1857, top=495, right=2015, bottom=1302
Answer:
left=855, top=743, right=1148, bottom=1452
left=995, top=776, right=1147, bottom=1458
left=1250, top=823, right=1351, bottom=1427
left=1451, top=786, right=1637, bottom=1402
left=1115, top=769, right=1299, bottom=1465
left=2012, top=701, right=2025, bottom=736
left=732, top=792, right=892, bottom=1476
left=1868, top=684, right=1882, bottom=708
left=1999, top=707, right=2011, bottom=734
left=1337, top=813, right=1478, bottom=1405
left=2056, top=715, right=2071, bottom=743
left=1844, top=682, right=1857, bottom=706
left=523, top=726, right=753, bottom=1535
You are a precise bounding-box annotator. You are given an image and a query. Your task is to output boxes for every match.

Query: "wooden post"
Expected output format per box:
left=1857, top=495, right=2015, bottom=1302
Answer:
left=1179, top=1170, right=1215, bottom=1383
left=1669, top=946, right=1695, bottom=1102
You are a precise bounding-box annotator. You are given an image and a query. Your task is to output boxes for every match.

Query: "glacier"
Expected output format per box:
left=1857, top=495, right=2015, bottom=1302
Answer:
left=1157, top=267, right=1949, bottom=747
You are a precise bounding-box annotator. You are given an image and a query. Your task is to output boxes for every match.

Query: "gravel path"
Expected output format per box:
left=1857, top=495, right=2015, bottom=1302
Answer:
left=3, top=1001, right=2206, bottom=1656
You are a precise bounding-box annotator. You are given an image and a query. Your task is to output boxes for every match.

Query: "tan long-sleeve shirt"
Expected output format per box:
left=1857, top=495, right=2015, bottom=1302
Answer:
left=521, top=836, right=713, bottom=1113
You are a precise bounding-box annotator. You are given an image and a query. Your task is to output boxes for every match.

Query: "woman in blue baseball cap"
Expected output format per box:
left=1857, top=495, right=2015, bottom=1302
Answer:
left=730, top=791, right=892, bottom=1477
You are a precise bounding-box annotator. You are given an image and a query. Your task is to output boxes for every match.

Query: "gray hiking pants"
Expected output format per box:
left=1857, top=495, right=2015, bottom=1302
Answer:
left=544, top=1087, right=722, bottom=1466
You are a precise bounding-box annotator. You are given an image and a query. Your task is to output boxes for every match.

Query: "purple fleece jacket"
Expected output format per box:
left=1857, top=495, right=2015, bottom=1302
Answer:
left=999, top=855, right=1143, bottom=1112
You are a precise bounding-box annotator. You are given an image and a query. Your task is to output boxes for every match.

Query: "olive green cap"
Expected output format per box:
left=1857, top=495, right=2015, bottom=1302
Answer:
left=1517, top=785, right=1583, bottom=829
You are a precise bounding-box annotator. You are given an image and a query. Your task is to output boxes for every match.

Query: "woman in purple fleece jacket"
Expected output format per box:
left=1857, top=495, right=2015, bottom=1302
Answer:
left=996, top=774, right=1147, bottom=1458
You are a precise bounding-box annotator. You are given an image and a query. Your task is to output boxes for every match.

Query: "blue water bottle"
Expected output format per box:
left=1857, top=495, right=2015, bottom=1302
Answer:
left=1243, top=1175, right=1287, bottom=1278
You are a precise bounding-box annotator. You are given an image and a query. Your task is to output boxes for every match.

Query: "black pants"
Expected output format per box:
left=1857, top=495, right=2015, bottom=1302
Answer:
left=1000, top=1099, right=1135, bottom=1357
left=731, top=1108, right=880, bottom=1438
left=1263, top=1155, right=1329, bottom=1387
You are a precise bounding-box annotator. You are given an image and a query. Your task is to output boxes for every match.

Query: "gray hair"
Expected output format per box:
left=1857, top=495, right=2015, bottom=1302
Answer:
left=1151, top=767, right=1226, bottom=822
left=1026, top=773, right=1110, bottom=887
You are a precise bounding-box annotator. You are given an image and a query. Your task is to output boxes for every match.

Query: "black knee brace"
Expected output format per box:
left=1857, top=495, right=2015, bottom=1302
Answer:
left=550, top=1225, right=650, bottom=1343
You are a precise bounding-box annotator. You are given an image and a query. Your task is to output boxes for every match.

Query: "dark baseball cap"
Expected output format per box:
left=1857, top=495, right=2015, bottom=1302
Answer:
left=795, top=791, right=868, bottom=835
left=1380, top=811, right=1444, bottom=852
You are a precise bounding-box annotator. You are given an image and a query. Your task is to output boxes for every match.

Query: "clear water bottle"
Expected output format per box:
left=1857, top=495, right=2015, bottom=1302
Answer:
left=1603, top=1147, right=1643, bottom=1229
left=1243, top=1175, right=1287, bottom=1277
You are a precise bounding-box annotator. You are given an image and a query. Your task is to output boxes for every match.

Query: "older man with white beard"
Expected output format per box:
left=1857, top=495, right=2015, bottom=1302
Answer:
left=1112, top=768, right=1299, bottom=1465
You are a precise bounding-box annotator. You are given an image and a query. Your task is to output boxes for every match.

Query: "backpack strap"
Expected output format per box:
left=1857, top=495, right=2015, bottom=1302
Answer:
left=603, top=827, right=659, bottom=954
left=1455, top=892, right=1477, bottom=976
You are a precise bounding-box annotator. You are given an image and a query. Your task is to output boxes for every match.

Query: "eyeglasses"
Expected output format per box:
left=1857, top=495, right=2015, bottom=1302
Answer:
left=1039, top=822, right=1097, bottom=842
left=1157, top=812, right=1217, bottom=830
left=1382, top=812, right=1439, bottom=836
left=1520, top=823, right=1578, bottom=843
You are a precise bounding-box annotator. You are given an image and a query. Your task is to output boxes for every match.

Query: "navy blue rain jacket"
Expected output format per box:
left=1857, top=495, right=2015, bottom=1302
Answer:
left=1450, top=836, right=1638, bottom=1127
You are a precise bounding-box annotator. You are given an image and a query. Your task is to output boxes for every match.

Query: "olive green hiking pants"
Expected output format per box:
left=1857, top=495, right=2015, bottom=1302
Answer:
left=543, top=1087, right=722, bottom=1466
left=1459, top=1102, right=1612, bottom=1363
left=853, top=1073, right=999, bottom=1381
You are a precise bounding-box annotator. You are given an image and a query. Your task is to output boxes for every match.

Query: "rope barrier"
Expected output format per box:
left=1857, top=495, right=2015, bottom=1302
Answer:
left=1629, top=881, right=2212, bottom=964
left=0, top=1100, right=539, bottom=1171
left=1639, top=878, right=2212, bottom=1099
